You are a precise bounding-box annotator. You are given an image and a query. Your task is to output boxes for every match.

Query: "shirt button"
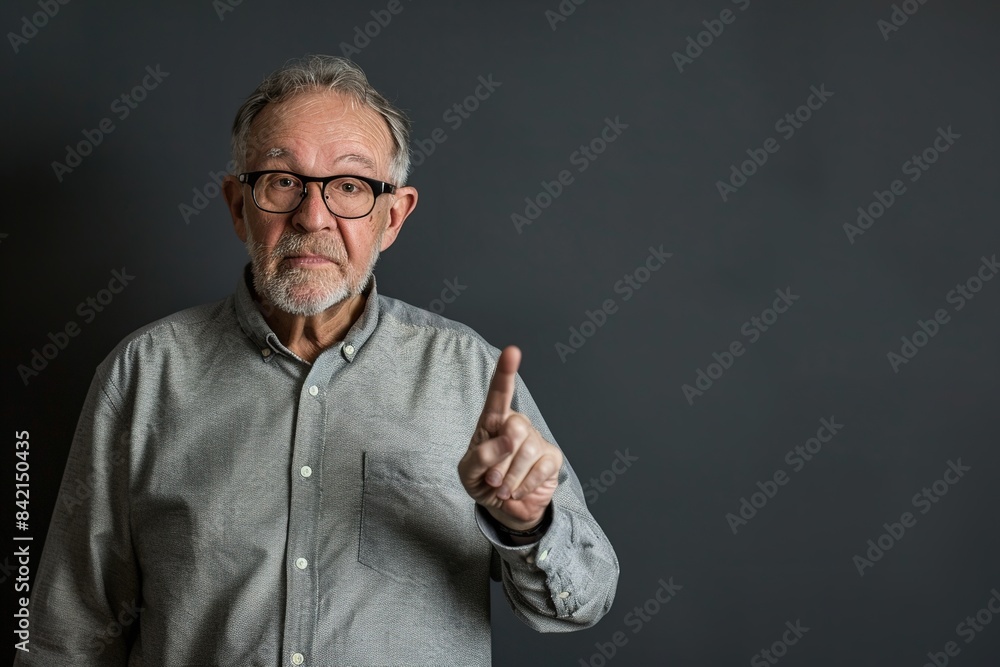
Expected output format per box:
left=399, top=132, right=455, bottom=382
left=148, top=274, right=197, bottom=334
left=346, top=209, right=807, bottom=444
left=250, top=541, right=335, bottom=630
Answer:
left=291, top=653, right=304, bottom=665
left=308, top=385, right=319, bottom=396
left=558, top=591, right=570, bottom=599
left=525, top=555, right=535, bottom=565
left=300, top=466, right=313, bottom=478
left=261, top=348, right=271, bottom=357
left=538, top=549, right=549, bottom=562
left=344, top=343, right=355, bottom=355
left=295, top=558, right=308, bottom=570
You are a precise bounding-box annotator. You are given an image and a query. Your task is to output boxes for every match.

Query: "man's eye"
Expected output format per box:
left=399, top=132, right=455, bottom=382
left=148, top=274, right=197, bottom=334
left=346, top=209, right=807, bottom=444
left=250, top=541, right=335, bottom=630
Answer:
left=340, top=182, right=357, bottom=193
left=277, top=178, right=296, bottom=188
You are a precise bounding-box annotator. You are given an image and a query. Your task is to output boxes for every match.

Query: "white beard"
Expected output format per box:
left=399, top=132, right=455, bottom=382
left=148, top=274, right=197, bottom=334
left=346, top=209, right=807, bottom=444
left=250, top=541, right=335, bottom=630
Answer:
left=244, top=225, right=383, bottom=316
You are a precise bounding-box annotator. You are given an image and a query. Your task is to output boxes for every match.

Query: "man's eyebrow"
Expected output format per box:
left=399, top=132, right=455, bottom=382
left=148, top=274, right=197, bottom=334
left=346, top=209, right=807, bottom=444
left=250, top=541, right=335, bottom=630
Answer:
left=257, top=148, right=377, bottom=173
left=334, top=153, right=377, bottom=172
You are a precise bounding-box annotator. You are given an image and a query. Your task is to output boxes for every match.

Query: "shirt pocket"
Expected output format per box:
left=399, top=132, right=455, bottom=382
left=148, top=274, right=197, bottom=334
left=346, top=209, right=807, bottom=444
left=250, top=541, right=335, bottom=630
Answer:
left=358, top=449, right=490, bottom=587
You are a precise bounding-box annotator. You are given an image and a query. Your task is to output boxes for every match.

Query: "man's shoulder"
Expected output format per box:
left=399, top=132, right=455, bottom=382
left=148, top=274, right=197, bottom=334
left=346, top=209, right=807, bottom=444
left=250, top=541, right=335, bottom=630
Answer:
left=376, top=294, right=498, bottom=356
left=99, top=294, right=237, bottom=370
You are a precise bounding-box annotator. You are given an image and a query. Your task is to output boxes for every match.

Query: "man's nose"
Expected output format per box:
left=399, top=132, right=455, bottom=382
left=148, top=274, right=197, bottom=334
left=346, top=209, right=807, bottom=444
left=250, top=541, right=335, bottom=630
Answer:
left=291, top=182, right=337, bottom=232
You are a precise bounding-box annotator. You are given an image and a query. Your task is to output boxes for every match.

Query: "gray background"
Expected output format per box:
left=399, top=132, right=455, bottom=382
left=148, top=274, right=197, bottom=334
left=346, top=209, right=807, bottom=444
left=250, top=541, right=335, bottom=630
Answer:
left=3, top=0, right=999, bottom=665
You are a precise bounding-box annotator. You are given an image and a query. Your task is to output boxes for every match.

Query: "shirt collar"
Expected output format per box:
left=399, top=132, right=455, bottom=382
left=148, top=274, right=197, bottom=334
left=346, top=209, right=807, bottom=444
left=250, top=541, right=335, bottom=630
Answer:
left=234, top=263, right=381, bottom=363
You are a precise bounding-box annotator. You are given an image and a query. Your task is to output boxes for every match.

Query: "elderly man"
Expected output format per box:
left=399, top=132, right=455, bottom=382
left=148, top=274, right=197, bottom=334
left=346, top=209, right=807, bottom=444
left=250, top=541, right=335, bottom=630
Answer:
left=17, top=55, right=618, bottom=666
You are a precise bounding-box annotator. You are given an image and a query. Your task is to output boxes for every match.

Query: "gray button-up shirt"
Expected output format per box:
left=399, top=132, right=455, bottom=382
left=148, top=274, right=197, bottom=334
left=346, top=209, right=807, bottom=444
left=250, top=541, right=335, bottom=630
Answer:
left=17, top=269, right=619, bottom=667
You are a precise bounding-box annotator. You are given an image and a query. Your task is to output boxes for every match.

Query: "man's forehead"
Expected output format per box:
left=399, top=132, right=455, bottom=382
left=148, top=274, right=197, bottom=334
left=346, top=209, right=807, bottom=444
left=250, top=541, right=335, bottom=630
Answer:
left=246, top=91, right=392, bottom=170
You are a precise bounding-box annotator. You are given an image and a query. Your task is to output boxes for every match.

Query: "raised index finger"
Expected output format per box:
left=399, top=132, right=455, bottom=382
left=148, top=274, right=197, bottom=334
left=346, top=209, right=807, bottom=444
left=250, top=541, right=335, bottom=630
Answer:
left=479, top=345, right=521, bottom=423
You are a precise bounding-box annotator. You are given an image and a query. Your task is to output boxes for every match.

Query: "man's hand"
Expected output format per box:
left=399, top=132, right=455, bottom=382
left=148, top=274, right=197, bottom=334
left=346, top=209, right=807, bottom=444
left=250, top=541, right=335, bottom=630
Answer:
left=458, top=346, right=563, bottom=532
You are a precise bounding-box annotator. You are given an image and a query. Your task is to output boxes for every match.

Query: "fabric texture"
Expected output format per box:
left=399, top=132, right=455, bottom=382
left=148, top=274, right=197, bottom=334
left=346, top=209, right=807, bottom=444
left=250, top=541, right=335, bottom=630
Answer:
left=15, top=267, right=619, bottom=667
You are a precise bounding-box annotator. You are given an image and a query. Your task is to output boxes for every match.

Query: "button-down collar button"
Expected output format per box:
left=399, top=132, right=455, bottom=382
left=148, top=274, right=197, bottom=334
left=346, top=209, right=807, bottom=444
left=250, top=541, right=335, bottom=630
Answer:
left=308, top=385, right=319, bottom=396
left=295, top=558, right=308, bottom=570
left=344, top=343, right=355, bottom=356
left=300, top=466, right=313, bottom=478
left=525, top=554, right=535, bottom=564
left=558, top=591, right=570, bottom=599
left=538, top=549, right=549, bottom=562
left=261, top=348, right=271, bottom=358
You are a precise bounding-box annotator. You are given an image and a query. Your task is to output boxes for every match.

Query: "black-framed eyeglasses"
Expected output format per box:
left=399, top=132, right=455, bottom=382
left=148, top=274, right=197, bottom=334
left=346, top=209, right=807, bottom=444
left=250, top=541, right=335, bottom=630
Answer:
left=238, top=170, right=397, bottom=219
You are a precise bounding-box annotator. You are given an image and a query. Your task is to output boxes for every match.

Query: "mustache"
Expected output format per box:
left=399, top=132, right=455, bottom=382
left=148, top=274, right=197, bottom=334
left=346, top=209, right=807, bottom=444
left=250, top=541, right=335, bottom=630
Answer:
left=257, top=232, right=347, bottom=263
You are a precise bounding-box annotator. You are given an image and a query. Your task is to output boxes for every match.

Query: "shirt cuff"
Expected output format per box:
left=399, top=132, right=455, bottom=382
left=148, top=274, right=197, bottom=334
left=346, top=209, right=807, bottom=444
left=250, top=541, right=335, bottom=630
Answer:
left=474, top=501, right=583, bottom=618
left=475, top=503, right=552, bottom=547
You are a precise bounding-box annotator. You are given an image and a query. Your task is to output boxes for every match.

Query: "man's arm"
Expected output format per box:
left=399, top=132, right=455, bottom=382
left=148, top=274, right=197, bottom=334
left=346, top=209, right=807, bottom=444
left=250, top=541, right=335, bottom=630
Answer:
left=15, top=366, right=140, bottom=666
left=458, top=346, right=619, bottom=631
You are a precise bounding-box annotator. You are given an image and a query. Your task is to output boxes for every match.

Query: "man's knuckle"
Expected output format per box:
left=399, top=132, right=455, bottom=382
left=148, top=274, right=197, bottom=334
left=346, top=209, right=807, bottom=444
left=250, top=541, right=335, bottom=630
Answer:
left=513, top=420, right=535, bottom=441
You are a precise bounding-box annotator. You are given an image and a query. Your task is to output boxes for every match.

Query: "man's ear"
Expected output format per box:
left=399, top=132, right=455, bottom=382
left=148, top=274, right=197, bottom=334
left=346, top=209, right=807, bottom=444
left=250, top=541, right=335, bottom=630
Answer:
left=223, top=174, right=248, bottom=242
left=378, top=185, right=418, bottom=252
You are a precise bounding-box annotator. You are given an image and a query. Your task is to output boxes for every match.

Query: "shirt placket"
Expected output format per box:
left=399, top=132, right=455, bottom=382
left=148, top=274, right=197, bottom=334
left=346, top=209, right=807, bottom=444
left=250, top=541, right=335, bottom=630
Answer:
left=280, top=351, right=339, bottom=667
